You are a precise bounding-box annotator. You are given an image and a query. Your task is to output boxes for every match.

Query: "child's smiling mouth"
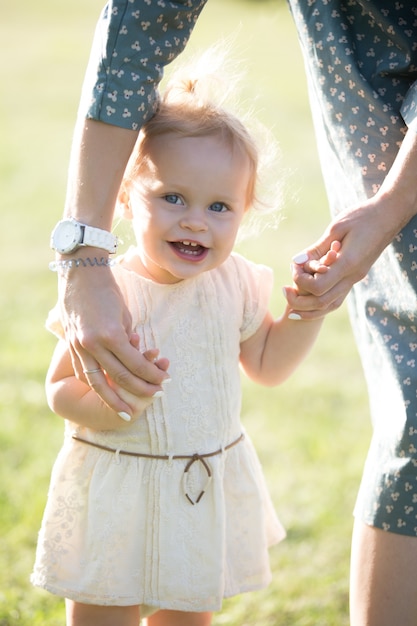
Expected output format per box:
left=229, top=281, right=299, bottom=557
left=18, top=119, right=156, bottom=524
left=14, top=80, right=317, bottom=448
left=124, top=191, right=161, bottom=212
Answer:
left=170, top=240, right=208, bottom=259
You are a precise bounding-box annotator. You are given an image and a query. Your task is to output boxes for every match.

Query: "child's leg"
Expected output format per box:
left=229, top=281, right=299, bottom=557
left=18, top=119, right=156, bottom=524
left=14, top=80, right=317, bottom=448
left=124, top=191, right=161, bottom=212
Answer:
left=65, top=600, right=140, bottom=626
left=148, top=609, right=212, bottom=626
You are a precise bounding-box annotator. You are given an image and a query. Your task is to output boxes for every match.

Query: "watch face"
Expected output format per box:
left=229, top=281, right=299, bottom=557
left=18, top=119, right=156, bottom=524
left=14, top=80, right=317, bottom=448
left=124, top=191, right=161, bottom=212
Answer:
left=52, top=220, right=82, bottom=254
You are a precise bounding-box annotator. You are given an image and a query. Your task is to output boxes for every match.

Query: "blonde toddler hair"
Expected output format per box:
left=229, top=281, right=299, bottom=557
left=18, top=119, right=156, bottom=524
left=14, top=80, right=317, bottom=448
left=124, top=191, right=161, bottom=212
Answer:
left=124, top=46, right=282, bottom=232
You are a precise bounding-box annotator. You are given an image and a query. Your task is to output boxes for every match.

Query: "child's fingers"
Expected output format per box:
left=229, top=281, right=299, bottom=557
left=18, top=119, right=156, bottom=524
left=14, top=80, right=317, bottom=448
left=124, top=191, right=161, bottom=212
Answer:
left=143, top=348, right=159, bottom=362
left=142, top=349, right=170, bottom=373
left=129, top=332, right=140, bottom=349
left=154, top=357, right=170, bottom=372
left=301, top=240, right=341, bottom=275
left=319, top=240, right=341, bottom=265
left=293, top=240, right=341, bottom=275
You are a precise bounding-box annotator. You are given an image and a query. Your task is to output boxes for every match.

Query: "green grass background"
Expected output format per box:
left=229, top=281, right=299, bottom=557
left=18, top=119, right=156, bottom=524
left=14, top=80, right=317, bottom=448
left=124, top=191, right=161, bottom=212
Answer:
left=0, top=1, right=371, bottom=624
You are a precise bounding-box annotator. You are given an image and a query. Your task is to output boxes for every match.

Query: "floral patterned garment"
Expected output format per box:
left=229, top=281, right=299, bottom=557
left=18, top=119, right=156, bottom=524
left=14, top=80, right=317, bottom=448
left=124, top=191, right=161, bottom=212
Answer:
left=80, top=0, right=208, bottom=130
left=288, top=0, right=417, bottom=535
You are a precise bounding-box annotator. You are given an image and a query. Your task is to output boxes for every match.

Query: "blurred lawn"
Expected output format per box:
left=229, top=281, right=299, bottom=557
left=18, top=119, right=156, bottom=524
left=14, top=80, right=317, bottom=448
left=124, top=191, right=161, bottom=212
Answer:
left=0, top=1, right=371, bottom=624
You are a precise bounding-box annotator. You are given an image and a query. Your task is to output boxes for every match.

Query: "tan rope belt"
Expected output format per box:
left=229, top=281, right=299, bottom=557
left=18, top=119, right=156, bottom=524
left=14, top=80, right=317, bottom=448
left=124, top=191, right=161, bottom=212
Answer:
left=72, top=432, right=245, bottom=505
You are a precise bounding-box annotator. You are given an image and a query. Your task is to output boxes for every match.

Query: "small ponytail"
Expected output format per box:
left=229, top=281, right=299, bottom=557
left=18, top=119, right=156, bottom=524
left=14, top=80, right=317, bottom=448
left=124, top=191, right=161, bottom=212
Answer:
left=124, top=43, right=284, bottom=232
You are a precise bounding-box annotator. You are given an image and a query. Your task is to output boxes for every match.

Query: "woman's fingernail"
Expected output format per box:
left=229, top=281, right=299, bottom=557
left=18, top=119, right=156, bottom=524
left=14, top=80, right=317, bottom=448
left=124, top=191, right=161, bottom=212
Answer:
left=292, top=252, right=309, bottom=264
left=282, top=287, right=287, bottom=298
left=162, top=377, right=172, bottom=385
left=288, top=312, right=302, bottom=321
left=152, top=390, right=164, bottom=398
left=118, top=411, right=131, bottom=422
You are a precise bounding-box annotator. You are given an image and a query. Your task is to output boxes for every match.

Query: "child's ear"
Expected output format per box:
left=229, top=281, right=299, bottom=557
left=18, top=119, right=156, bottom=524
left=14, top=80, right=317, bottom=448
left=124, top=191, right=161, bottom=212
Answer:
left=117, top=184, right=133, bottom=219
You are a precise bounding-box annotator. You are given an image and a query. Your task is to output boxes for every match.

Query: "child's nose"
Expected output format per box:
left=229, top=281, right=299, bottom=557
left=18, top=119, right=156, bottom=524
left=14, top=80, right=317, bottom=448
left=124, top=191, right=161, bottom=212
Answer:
left=180, top=207, right=208, bottom=231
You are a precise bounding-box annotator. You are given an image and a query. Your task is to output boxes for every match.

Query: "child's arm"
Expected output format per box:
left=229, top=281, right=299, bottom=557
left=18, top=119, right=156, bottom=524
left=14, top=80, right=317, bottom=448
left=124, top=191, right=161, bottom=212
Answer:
left=239, top=242, right=340, bottom=387
left=46, top=338, right=156, bottom=429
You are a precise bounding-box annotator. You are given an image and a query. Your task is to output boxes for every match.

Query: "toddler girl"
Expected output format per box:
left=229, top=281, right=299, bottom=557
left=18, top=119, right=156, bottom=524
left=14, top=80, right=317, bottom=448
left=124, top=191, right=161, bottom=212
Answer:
left=32, top=58, right=338, bottom=626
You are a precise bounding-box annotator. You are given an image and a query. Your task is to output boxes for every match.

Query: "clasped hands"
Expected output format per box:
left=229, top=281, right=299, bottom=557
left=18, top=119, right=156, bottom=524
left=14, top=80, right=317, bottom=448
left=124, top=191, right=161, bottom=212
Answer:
left=284, top=239, right=342, bottom=320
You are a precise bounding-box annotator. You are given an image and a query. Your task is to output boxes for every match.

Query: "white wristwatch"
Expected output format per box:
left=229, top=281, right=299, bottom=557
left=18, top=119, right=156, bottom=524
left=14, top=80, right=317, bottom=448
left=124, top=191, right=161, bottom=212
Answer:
left=50, top=218, right=118, bottom=255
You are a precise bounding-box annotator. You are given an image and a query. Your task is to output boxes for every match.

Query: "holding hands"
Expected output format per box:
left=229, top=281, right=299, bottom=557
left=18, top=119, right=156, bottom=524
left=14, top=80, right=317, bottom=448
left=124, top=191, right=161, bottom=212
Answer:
left=284, top=186, right=413, bottom=320
left=58, top=261, right=171, bottom=417
left=284, top=239, right=342, bottom=319
left=284, top=126, right=417, bottom=320
left=104, top=336, right=170, bottom=422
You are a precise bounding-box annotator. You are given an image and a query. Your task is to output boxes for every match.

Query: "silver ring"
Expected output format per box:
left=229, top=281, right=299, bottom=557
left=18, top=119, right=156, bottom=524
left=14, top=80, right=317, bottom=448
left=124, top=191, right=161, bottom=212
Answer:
left=83, top=368, right=102, bottom=375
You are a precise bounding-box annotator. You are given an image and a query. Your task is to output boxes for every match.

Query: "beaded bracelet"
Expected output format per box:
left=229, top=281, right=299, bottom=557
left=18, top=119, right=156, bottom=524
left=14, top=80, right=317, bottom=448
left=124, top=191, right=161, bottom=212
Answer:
left=49, top=257, right=115, bottom=272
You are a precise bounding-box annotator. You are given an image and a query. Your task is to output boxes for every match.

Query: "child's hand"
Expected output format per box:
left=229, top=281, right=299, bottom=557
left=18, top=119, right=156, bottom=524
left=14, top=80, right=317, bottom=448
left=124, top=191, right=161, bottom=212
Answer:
left=283, top=241, right=341, bottom=319
left=107, top=334, right=170, bottom=422
left=298, top=240, right=341, bottom=278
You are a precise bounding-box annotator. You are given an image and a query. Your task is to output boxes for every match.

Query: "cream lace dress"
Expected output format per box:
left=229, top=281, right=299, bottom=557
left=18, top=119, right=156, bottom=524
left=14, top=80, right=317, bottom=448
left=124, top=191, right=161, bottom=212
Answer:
left=31, top=251, right=285, bottom=612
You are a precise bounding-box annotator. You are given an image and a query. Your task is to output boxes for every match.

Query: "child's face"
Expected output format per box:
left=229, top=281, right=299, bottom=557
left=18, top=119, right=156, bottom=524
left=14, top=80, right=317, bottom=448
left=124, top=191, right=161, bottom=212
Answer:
left=127, top=133, right=251, bottom=284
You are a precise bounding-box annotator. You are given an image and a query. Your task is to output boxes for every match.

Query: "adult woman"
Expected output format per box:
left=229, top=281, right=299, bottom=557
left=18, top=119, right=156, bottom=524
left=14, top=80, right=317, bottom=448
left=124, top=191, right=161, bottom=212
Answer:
left=285, top=3, right=417, bottom=625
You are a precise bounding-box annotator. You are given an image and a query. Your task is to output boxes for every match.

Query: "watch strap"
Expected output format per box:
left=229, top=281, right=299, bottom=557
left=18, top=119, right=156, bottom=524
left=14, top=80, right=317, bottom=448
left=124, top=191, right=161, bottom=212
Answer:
left=81, top=224, right=118, bottom=254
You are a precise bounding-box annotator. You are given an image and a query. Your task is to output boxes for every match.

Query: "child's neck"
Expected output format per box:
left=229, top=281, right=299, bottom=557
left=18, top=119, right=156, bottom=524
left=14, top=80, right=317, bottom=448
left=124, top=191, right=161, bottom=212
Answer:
left=121, top=246, right=184, bottom=284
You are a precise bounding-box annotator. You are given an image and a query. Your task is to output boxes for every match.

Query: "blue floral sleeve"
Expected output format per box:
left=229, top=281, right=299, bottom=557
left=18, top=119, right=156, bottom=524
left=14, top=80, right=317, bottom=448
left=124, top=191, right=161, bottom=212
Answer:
left=79, top=0, right=207, bottom=130
left=401, top=81, right=417, bottom=132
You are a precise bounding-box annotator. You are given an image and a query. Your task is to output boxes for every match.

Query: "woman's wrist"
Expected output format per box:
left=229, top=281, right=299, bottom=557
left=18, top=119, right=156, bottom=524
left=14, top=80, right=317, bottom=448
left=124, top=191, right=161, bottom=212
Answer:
left=50, top=256, right=114, bottom=273
left=378, top=127, right=417, bottom=229
left=64, top=119, right=138, bottom=229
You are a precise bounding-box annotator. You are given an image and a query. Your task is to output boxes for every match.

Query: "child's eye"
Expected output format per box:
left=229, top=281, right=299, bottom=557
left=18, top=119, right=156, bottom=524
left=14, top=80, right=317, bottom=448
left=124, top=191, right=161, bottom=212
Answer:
left=209, top=202, right=228, bottom=213
left=164, top=194, right=183, bottom=205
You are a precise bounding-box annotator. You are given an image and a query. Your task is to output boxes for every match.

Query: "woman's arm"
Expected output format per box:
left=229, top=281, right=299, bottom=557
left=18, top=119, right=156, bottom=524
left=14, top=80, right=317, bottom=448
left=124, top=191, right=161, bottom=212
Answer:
left=57, top=120, right=168, bottom=415
left=56, top=1, right=207, bottom=413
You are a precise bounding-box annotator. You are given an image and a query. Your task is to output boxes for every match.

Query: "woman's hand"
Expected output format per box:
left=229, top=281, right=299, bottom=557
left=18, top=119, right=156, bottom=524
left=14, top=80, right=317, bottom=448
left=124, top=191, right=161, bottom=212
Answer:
left=59, top=264, right=170, bottom=415
left=285, top=126, right=417, bottom=319
left=105, top=341, right=170, bottom=421
left=284, top=193, right=407, bottom=319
